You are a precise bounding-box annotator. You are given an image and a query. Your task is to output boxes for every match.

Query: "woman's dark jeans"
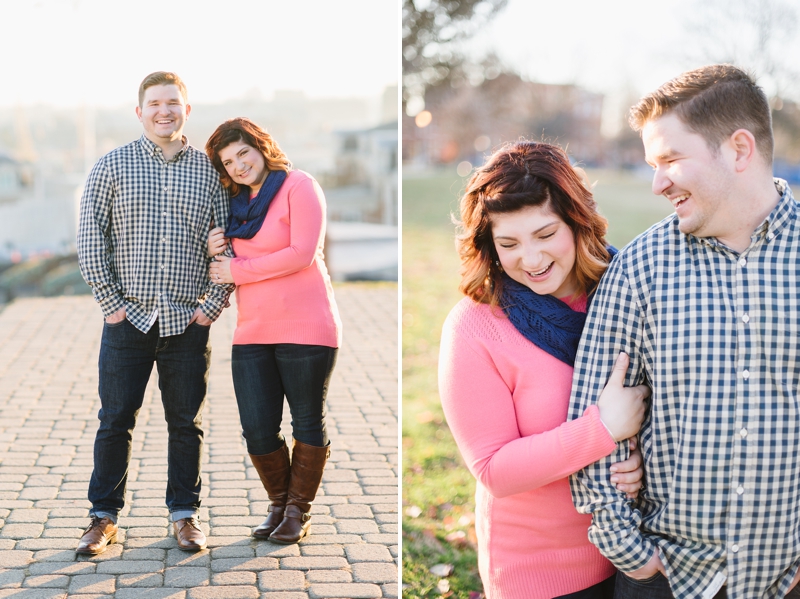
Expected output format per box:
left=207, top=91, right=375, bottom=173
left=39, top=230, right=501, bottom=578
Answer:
left=88, top=319, right=211, bottom=519
left=555, top=574, right=615, bottom=598
left=231, top=343, right=338, bottom=455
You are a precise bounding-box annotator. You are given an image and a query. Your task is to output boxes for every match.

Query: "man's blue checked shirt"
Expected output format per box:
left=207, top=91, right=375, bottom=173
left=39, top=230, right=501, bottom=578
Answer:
left=77, top=135, right=232, bottom=337
left=569, top=180, right=800, bottom=599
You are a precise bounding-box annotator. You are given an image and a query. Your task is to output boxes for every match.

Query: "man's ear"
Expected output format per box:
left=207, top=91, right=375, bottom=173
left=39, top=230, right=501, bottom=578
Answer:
left=185, top=103, right=191, bottom=119
left=135, top=106, right=142, bottom=122
left=729, top=128, right=757, bottom=173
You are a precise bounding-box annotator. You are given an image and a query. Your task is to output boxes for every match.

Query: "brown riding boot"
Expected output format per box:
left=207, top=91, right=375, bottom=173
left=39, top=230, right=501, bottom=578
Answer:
left=249, top=442, right=291, bottom=538
left=268, top=439, right=330, bottom=544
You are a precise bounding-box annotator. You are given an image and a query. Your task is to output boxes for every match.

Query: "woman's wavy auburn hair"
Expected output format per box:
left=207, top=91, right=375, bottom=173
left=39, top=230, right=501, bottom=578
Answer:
left=456, top=141, right=612, bottom=306
left=205, top=117, right=292, bottom=196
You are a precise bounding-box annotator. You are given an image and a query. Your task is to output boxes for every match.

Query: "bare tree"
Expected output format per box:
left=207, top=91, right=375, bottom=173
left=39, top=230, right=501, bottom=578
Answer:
left=402, top=0, right=508, bottom=109
left=685, top=0, right=800, bottom=100
left=683, top=0, right=800, bottom=161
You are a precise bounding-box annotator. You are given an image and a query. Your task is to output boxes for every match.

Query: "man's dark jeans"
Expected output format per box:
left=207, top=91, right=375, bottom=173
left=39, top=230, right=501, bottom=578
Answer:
left=88, top=319, right=211, bottom=518
left=614, top=572, right=675, bottom=599
left=614, top=572, right=800, bottom=599
left=231, top=343, right=338, bottom=455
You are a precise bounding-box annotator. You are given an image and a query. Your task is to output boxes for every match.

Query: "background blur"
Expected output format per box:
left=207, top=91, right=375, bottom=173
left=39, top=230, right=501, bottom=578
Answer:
left=401, top=1, right=800, bottom=597
left=0, top=0, right=399, bottom=302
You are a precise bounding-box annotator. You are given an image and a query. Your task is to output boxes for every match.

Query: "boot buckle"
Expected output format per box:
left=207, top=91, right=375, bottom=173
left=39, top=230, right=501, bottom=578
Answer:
left=301, top=512, right=312, bottom=522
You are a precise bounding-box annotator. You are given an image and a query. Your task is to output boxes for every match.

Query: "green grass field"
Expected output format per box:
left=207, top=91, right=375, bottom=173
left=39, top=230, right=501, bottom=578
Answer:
left=401, top=168, right=673, bottom=598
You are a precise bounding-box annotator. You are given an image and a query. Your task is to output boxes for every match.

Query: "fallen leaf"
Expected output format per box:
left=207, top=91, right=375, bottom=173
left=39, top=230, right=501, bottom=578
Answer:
left=405, top=505, right=422, bottom=518
left=417, top=410, right=435, bottom=423
left=468, top=592, right=485, bottom=599
left=445, top=530, right=467, bottom=547
left=458, top=513, right=475, bottom=526
left=468, top=527, right=478, bottom=545
left=430, top=563, right=455, bottom=577
left=437, top=579, right=451, bottom=593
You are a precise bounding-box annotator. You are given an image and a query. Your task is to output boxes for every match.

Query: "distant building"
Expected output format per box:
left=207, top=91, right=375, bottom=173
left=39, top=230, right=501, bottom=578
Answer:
left=0, top=153, right=26, bottom=203
left=381, top=85, right=399, bottom=125
left=403, top=73, right=606, bottom=168
left=327, top=121, right=398, bottom=225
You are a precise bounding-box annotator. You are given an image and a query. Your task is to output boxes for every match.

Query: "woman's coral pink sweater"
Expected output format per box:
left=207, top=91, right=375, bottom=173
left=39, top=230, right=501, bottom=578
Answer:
left=438, top=296, right=617, bottom=599
left=230, top=170, right=341, bottom=348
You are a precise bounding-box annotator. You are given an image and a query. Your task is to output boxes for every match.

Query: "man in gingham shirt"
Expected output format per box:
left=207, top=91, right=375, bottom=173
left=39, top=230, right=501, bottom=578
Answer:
left=75, top=71, right=232, bottom=555
left=569, top=65, right=800, bottom=598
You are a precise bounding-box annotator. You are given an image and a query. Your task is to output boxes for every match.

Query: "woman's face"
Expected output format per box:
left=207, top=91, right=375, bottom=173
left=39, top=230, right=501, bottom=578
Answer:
left=491, top=204, right=579, bottom=298
left=218, top=141, right=268, bottom=195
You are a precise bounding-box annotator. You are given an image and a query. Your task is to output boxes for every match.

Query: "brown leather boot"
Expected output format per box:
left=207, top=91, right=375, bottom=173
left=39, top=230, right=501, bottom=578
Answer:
left=249, top=442, right=291, bottom=538
left=76, top=516, right=118, bottom=555
left=268, top=439, right=330, bottom=544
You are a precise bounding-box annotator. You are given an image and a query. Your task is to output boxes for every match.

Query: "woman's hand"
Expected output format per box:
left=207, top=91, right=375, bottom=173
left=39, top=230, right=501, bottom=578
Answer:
left=208, top=227, right=228, bottom=257
left=209, top=255, right=234, bottom=284
left=597, top=352, right=650, bottom=441
left=610, top=436, right=644, bottom=499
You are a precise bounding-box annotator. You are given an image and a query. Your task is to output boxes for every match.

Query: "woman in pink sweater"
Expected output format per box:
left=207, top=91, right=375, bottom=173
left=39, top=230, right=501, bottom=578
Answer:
left=205, top=118, right=341, bottom=544
left=439, top=141, right=649, bottom=598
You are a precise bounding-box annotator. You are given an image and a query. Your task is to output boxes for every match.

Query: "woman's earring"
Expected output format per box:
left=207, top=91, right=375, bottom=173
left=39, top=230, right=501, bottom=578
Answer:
left=495, top=260, right=502, bottom=271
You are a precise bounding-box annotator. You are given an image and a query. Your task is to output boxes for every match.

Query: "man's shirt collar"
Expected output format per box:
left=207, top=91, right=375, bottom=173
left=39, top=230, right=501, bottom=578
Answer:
left=761, top=177, right=795, bottom=243
left=692, top=177, right=794, bottom=252
left=138, top=134, right=189, bottom=161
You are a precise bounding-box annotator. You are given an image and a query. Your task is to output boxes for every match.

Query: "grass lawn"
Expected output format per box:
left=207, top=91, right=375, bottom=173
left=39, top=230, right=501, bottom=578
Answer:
left=401, top=167, right=672, bottom=598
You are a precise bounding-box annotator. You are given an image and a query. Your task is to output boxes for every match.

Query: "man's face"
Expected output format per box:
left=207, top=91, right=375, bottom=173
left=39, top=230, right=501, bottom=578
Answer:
left=642, top=112, right=736, bottom=239
left=135, top=84, right=190, bottom=143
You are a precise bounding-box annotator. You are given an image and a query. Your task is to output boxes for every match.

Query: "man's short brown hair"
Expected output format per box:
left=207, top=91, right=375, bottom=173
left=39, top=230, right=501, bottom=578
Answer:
left=138, top=71, right=188, bottom=107
left=629, top=64, right=774, bottom=163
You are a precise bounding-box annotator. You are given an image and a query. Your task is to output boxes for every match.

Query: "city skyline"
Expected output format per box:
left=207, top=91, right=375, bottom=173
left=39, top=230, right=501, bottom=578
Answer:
left=424, top=0, right=800, bottom=136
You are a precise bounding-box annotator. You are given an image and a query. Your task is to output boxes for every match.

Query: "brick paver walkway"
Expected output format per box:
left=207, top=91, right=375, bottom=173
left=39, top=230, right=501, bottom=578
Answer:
left=0, top=282, right=398, bottom=598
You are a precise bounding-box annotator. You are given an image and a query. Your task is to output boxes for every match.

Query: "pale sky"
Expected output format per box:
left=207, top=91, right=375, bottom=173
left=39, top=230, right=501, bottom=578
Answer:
left=444, top=0, right=800, bottom=135
left=0, top=0, right=399, bottom=109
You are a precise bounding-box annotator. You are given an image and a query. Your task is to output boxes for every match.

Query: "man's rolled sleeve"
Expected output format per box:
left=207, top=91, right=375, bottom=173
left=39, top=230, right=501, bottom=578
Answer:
left=198, top=178, right=234, bottom=321
left=76, top=159, right=125, bottom=317
left=568, top=256, right=654, bottom=572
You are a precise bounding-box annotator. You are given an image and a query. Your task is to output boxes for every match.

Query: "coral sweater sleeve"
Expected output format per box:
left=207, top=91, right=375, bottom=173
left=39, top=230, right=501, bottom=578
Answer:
left=438, top=304, right=617, bottom=499
left=230, top=176, right=323, bottom=285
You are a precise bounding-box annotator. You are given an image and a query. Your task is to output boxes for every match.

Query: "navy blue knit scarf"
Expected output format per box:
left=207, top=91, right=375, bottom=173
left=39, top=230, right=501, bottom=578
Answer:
left=499, top=246, right=617, bottom=366
left=225, top=170, right=288, bottom=239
